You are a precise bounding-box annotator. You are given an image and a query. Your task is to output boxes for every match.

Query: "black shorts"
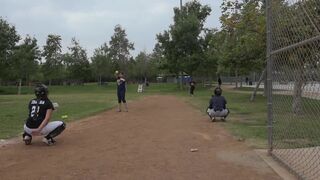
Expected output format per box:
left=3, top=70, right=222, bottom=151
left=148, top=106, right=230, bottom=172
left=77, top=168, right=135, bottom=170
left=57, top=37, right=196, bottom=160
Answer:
left=117, top=91, right=126, bottom=103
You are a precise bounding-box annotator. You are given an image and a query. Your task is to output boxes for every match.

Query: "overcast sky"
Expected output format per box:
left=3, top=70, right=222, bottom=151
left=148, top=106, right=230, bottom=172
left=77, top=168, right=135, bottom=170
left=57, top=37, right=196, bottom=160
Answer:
left=1, top=0, right=223, bottom=57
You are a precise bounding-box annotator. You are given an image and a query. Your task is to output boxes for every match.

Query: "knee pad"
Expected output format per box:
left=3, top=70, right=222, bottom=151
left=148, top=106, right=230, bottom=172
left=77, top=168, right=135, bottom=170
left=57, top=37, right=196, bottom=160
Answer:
left=46, top=122, right=66, bottom=139
left=23, top=132, right=32, bottom=138
left=23, top=132, right=32, bottom=145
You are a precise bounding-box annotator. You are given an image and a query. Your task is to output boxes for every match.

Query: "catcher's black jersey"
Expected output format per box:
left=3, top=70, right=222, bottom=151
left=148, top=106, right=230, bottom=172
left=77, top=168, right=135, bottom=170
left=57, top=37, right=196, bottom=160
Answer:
left=26, top=98, right=54, bottom=128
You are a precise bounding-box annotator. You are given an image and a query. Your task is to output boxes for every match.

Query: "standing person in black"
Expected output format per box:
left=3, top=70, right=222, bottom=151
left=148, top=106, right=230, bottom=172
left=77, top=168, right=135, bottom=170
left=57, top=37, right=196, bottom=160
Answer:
left=116, top=72, right=128, bottom=112
left=23, top=84, right=66, bottom=145
left=189, top=80, right=196, bottom=96
left=218, top=76, right=222, bottom=87
left=245, top=77, right=249, bottom=85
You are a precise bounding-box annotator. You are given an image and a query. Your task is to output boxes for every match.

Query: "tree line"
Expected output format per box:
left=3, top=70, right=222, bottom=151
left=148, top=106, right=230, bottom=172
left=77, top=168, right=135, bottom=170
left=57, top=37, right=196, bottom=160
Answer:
left=0, top=0, right=284, bottom=89
left=0, top=21, right=160, bottom=87
left=155, top=0, right=266, bottom=87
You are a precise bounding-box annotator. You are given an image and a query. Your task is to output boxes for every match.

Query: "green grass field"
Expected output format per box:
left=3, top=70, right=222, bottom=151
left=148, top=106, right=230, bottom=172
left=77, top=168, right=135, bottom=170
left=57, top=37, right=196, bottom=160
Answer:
left=179, top=86, right=269, bottom=148
left=0, top=83, right=179, bottom=139
left=2, top=83, right=318, bottom=149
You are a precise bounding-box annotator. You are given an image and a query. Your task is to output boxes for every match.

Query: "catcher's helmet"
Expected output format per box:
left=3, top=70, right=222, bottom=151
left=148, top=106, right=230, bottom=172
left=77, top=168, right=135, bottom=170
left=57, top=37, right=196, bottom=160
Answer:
left=34, top=84, right=48, bottom=99
left=214, top=87, right=222, bottom=96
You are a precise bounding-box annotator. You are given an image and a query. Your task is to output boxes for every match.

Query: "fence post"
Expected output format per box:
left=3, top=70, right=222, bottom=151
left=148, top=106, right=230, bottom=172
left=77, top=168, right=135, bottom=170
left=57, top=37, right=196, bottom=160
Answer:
left=266, top=0, right=273, bottom=155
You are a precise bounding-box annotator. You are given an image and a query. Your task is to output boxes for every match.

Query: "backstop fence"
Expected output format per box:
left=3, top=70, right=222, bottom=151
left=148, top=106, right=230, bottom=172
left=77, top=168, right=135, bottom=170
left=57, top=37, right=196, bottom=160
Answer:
left=267, top=0, right=320, bottom=179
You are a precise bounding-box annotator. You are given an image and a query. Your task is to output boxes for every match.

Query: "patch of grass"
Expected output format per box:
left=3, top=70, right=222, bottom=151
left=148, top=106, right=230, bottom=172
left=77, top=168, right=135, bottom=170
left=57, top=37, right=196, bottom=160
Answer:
left=0, top=83, right=144, bottom=139
left=237, top=86, right=263, bottom=92
left=177, top=87, right=269, bottom=148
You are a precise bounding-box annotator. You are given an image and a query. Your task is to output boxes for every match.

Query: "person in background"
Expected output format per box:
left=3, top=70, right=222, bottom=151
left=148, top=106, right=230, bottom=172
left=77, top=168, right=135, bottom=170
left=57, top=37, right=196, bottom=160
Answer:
left=218, top=76, right=222, bottom=87
left=245, top=77, right=249, bottom=85
left=207, top=87, right=229, bottom=122
left=189, top=80, right=196, bottom=96
left=116, top=72, right=128, bottom=112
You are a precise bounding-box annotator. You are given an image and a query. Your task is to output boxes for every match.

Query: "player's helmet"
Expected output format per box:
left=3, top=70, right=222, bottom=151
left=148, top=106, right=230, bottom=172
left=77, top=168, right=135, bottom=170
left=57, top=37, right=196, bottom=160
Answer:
left=34, top=84, right=48, bottom=99
left=214, top=87, right=222, bottom=96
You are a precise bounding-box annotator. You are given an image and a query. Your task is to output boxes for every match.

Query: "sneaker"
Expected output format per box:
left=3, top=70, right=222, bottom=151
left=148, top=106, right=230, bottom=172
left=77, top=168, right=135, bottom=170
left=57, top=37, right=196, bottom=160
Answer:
left=42, top=137, right=56, bottom=146
left=23, top=135, right=32, bottom=145
left=207, top=112, right=212, bottom=119
left=211, top=117, right=216, bottom=122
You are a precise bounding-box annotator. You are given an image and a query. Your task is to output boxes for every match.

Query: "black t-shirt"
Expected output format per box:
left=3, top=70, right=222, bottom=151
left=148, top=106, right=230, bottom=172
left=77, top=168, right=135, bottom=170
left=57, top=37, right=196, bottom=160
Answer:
left=117, top=78, right=126, bottom=93
left=209, top=95, right=227, bottom=111
left=190, top=81, right=195, bottom=87
left=26, top=98, right=54, bottom=128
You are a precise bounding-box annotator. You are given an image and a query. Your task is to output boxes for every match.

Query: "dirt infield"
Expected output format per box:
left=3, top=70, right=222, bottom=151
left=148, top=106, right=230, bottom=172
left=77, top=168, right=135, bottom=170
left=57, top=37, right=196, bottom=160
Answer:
left=0, top=95, right=281, bottom=180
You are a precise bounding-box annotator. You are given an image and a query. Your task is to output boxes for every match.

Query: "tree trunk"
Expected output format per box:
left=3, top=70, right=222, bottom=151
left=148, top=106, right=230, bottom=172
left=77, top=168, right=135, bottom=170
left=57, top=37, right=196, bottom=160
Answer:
left=251, top=68, right=266, bottom=102
left=263, top=72, right=267, bottom=96
left=292, top=66, right=304, bottom=114
left=49, top=79, right=52, bottom=86
left=179, top=71, right=183, bottom=90
left=17, top=79, right=22, bottom=95
left=99, top=75, right=102, bottom=86
left=235, top=69, right=239, bottom=88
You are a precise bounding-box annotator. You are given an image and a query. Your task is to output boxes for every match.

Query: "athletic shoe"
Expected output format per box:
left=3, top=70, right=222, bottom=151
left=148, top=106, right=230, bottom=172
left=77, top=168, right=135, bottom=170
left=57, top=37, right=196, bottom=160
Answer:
left=211, top=117, right=216, bottom=122
left=42, top=137, right=56, bottom=146
left=23, top=135, right=32, bottom=145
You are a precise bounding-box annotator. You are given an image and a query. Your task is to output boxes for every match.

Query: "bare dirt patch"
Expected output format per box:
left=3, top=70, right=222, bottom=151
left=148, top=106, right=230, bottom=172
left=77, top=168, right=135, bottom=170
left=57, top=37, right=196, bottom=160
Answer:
left=0, top=95, right=281, bottom=180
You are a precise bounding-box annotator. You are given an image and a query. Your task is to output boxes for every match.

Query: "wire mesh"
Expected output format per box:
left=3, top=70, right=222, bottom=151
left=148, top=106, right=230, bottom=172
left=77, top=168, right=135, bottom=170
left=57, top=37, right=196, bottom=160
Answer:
left=269, top=0, right=320, bottom=179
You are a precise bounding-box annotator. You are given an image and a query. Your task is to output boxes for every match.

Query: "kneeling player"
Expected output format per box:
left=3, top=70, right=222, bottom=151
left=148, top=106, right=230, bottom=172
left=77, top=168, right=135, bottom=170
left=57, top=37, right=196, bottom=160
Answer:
left=23, top=84, right=66, bottom=145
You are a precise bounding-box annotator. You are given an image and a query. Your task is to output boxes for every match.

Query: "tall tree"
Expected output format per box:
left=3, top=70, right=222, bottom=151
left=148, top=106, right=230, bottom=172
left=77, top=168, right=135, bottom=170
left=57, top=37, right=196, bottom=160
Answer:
left=11, top=35, right=41, bottom=93
left=91, top=43, right=113, bottom=84
left=134, top=51, right=159, bottom=83
left=0, top=18, right=20, bottom=83
left=108, top=25, right=134, bottom=74
left=218, top=0, right=266, bottom=88
left=42, top=34, right=63, bottom=85
left=157, top=0, right=211, bottom=77
left=66, top=38, right=90, bottom=83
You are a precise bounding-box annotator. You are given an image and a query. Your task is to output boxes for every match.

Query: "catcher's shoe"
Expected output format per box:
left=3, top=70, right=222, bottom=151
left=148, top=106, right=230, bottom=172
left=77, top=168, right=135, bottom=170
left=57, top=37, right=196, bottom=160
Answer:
left=23, top=133, right=32, bottom=145
left=211, top=117, right=216, bottom=122
left=42, top=137, right=56, bottom=146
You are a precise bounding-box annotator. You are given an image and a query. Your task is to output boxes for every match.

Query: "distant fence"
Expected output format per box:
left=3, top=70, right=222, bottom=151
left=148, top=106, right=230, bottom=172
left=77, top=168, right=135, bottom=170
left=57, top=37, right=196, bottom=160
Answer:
left=267, top=0, right=320, bottom=179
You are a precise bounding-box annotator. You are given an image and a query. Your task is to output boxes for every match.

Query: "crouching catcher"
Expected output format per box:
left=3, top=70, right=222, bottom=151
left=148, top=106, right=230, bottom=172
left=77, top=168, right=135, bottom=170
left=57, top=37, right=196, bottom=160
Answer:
left=23, top=84, right=66, bottom=145
left=207, top=87, right=230, bottom=122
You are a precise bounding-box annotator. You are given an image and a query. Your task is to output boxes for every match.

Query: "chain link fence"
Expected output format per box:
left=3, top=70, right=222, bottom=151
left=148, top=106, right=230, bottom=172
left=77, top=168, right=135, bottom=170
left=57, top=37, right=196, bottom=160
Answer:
left=267, top=0, right=320, bottom=179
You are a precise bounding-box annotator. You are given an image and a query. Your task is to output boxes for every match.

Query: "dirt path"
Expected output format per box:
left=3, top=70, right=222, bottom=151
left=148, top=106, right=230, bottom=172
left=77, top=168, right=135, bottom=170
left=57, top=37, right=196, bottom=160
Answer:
left=0, top=95, right=281, bottom=180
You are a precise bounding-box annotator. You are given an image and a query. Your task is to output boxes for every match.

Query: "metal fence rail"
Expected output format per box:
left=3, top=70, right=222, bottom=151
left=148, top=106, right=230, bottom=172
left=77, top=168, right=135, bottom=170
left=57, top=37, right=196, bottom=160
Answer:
left=267, top=0, right=320, bottom=179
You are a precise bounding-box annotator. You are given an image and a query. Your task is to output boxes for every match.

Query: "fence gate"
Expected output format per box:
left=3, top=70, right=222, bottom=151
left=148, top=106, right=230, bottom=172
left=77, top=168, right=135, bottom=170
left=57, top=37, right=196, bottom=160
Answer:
left=267, top=0, right=320, bottom=179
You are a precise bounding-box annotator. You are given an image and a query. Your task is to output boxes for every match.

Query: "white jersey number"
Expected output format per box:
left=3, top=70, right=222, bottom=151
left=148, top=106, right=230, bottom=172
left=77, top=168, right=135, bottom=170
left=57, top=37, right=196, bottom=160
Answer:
left=30, top=105, right=39, bottom=118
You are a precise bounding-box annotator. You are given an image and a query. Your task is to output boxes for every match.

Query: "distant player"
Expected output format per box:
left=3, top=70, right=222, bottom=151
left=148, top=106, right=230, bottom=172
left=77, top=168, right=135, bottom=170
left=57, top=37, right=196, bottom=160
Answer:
left=23, top=84, right=66, bottom=145
left=218, top=76, right=222, bottom=87
left=207, top=87, right=229, bottom=121
left=189, top=80, right=196, bottom=96
left=116, top=72, right=128, bottom=112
